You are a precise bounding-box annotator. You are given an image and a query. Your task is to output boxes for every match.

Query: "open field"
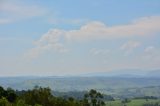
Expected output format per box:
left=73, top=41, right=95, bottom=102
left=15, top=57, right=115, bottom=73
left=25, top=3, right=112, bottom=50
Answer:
left=106, top=99, right=160, bottom=106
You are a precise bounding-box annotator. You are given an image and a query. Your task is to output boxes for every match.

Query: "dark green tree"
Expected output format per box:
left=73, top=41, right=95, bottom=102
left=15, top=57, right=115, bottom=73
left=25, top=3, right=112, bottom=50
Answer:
left=0, top=86, right=7, bottom=99
left=0, top=97, right=11, bottom=106
left=83, top=89, right=105, bottom=106
left=22, top=86, right=53, bottom=106
left=6, top=87, right=17, bottom=103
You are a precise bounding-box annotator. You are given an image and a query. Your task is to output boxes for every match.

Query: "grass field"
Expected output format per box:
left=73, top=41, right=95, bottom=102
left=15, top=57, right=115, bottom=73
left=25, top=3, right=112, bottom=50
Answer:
left=106, top=99, right=160, bottom=106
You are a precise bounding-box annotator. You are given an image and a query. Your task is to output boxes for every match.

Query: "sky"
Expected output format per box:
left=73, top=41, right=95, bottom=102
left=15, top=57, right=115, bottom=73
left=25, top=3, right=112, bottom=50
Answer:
left=0, top=0, right=160, bottom=76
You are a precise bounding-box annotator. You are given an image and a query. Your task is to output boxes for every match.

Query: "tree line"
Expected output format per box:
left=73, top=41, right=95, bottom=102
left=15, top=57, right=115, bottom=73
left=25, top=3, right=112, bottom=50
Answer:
left=0, top=85, right=106, bottom=106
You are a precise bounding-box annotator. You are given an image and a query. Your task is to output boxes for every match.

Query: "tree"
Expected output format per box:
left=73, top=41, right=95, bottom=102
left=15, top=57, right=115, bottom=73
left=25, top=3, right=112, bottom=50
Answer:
left=121, top=98, right=131, bottom=106
left=16, top=99, right=31, bottom=106
left=34, top=104, right=42, bottom=106
left=83, top=89, right=105, bottom=106
left=0, top=86, right=7, bottom=99
left=0, top=97, right=11, bottom=106
left=6, top=87, right=17, bottom=103
left=121, top=98, right=131, bottom=103
left=22, top=86, right=53, bottom=106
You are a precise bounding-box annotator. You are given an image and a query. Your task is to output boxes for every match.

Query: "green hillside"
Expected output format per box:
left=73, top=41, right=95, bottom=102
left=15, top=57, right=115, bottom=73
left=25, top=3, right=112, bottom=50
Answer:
left=0, top=77, right=160, bottom=98
left=106, top=99, right=160, bottom=106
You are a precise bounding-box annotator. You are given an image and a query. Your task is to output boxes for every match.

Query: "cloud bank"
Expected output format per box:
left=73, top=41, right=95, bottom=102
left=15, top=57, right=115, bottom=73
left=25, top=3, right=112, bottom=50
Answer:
left=66, top=16, right=160, bottom=41
left=27, top=16, right=160, bottom=58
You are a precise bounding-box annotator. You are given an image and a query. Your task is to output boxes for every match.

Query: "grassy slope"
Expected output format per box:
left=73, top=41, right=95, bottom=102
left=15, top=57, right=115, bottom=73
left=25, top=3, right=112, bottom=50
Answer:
left=106, top=99, right=160, bottom=106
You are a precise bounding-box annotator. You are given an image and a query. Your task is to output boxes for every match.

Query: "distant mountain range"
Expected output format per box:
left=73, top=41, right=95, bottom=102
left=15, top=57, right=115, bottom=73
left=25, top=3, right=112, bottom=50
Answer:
left=80, top=69, right=160, bottom=78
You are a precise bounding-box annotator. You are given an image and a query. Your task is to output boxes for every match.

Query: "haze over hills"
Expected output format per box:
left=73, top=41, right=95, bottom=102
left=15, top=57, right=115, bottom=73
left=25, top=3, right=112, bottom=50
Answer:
left=0, top=1, right=160, bottom=106
left=0, top=69, right=160, bottom=98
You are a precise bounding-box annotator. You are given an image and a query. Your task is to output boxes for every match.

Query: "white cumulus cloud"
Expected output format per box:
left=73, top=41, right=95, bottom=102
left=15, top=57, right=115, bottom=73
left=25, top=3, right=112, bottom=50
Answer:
left=26, top=29, right=68, bottom=59
left=90, top=48, right=110, bottom=56
left=0, top=1, right=47, bottom=24
left=120, top=41, right=141, bottom=54
left=144, top=46, right=155, bottom=53
left=0, top=18, right=12, bottom=24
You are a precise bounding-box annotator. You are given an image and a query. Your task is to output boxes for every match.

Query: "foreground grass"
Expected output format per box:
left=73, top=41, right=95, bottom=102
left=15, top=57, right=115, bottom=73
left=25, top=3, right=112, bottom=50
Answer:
left=106, top=99, right=160, bottom=106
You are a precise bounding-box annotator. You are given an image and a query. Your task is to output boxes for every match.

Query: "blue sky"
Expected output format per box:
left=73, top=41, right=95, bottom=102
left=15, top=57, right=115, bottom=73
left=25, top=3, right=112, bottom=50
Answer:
left=0, top=0, right=160, bottom=76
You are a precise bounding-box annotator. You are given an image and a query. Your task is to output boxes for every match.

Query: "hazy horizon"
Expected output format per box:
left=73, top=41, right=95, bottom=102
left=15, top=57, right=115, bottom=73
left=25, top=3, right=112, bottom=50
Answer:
left=0, top=0, right=160, bottom=76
